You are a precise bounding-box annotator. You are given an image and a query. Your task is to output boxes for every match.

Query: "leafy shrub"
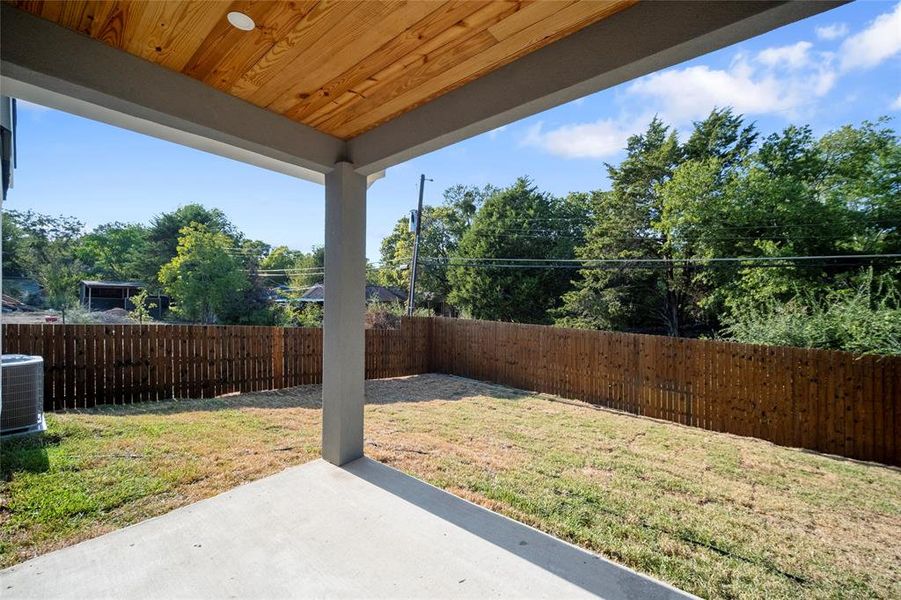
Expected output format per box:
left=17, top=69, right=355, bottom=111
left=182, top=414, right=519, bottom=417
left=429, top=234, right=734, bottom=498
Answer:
left=722, top=270, right=900, bottom=355
left=61, top=304, right=98, bottom=325
left=276, top=303, right=323, bottom=328
left=365, top=301, right=431, bottom=329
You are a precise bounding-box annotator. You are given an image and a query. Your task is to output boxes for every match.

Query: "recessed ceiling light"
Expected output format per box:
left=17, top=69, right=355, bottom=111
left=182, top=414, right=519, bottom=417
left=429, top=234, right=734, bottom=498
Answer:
left=227, top=11, right=255, bottom=31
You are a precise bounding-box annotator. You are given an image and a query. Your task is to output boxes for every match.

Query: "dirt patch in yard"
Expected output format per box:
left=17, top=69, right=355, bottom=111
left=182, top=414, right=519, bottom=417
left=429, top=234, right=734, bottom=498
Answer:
left=2, top=374, right=899, bottom=600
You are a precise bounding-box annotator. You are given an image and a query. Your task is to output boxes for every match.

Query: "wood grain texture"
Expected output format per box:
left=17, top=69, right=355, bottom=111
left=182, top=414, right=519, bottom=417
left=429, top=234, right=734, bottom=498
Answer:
left=7, top=0, right=636, bottom=138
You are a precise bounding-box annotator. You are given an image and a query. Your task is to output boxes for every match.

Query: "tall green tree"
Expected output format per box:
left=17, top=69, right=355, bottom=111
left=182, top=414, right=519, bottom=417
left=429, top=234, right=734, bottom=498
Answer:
left=557, top=117, right=683, bottom=333
left=559, top=110, right=804, bottom=335
left=3, top=210, right=86, bottom=318
left=817, top=117, right=900, bottom=254
left=158, top=223, right=248, bottom=323
left=76, top=222, right=150, bottom=281
left=683, top=107, right=757, bottom=168
left=448, top=178, right=587, bottom=322
left=218, top=238, right=286, bottom=325
left=695, top=121, right=897, bottom=318
left=2, top=211, right=28, bottom=277
left=559, top=111, right=898, bottom=345
left=260, top=245, right=306, bottom=285
left=39, top=248, right=84, bottom=322
left=146, top=204, right=238, bottom=281
left=287, top=245, right=325, bottom=290
left=2, top=210, right=84, bottom=275
left=376, top=184, right=487, bottom=311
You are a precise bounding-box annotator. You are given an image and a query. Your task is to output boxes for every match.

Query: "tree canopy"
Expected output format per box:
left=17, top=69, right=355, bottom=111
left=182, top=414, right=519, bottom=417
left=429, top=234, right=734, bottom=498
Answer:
left=375, top=184, right=487, bottom=310
left=3, top=210, right=86, bottom=318
left=447, top=178, right=589, bottom=322
left=158, top=223, right=248, bottom=324
left=556, top=111, right=899, bottom=346
left=76, top=222, right=150, bottom=281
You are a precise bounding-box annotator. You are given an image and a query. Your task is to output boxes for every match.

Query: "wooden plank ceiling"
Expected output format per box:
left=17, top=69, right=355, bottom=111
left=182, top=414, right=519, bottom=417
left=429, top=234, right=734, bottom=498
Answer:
left=7, top=1, right=636, bottom=139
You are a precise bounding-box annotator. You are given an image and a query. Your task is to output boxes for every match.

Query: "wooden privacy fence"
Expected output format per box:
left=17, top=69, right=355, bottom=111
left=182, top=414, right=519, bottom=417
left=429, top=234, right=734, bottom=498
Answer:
left=428, top=318, right=900, bottom=466
left=1, top=318, right=431, bottom=411
left=2, top=317, right=898, bottom=465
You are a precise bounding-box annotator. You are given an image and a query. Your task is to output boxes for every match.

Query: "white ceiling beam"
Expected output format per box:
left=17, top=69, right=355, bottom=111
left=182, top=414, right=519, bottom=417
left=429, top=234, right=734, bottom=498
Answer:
left=347, top=0, right=846, bottom=176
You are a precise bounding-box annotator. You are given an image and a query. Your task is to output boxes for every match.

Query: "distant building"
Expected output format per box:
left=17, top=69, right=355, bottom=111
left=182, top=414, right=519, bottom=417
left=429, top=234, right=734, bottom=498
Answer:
left=1, top=293, right=36, bottom=312
left=2, top=277, right=42, bottom=304
left=79, top=280, right=169, bottom=317
left=297, top=283, right=405, bottom=305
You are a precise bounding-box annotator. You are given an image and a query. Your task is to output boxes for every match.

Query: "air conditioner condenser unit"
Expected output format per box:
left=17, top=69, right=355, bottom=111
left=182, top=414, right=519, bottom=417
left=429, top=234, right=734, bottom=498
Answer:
left=1, top=354, right=46, bottom=436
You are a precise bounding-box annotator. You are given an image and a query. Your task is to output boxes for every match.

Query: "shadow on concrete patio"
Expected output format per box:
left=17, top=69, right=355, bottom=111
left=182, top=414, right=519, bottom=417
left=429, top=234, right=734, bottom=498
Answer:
left=342, top=457, right=690, bottom=600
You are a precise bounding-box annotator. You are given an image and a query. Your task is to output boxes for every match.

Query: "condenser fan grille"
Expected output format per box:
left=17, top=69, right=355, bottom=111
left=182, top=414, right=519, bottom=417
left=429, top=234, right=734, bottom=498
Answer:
left=1, top=354, right=45, bottom=436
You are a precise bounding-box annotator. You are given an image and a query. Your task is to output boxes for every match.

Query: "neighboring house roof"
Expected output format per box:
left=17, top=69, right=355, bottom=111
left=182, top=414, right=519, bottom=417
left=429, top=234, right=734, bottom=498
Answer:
left=80, top=280, right=146, bottom=288
left=2, top=293, right=36, bottom=312
left=297, top=284, right=324, bottom=302
left=298, top=283, right=405, bottom=304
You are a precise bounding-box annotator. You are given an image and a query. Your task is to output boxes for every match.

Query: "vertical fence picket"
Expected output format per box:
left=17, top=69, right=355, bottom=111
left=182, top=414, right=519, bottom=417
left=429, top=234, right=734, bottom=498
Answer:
left=872, top=355, right=884, bottom=464
left=140, top=325, right=151, bottom=402
left=299, top=328, right=308, bottom=385
left=889, top=356, right=899, bottom=465
left=118, top=325, right=130, bottom=404
left=160, top=325, right=171, bottom=400
left=50, top=325, right=63, bottom=408
left=249, top=325, right=256, bottom=390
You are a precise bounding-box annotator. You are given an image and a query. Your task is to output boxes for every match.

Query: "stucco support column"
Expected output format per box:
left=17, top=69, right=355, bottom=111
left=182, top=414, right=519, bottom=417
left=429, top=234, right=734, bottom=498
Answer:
left=322, top=161, right=366, bottom=466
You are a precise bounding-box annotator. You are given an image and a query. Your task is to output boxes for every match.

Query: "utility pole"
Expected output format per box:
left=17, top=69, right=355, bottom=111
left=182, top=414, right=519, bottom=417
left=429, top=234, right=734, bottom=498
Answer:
left=406, top=174, right=431, bottom=316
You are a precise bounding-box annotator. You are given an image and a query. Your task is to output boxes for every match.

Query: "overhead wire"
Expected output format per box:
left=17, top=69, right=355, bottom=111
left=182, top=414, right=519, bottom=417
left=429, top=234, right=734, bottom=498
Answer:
left=397, top=254, right=898, bottom=273
left=418, top=253, right=901, bottom=264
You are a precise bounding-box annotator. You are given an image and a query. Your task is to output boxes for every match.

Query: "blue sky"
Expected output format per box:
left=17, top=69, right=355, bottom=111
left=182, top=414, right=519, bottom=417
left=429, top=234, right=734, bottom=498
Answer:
left=6, top=1, right=900, bottom=259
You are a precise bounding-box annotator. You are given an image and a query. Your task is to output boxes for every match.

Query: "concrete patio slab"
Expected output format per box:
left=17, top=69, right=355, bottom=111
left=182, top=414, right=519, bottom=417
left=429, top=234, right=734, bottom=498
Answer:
left=2, top=458, right=691, bottom=599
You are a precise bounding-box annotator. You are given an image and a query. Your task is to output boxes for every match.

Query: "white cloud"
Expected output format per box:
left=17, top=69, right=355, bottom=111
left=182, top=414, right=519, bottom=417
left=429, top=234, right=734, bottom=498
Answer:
left=523, top=38, right=841, bottom=160
left=519, top=5, right=901, bottom=160
left=627, top=51, right=835, bottom=124
left=892, top=93, right=901, bottom=111
left=839, top=2, right=901, bottom=71
left=816, top=23, right=848, bottom=41
left=628, top=63, right=782, bottom=122
left=757, top=41, right=813, bottom=69
left=521, top=118, right=641, bottom=159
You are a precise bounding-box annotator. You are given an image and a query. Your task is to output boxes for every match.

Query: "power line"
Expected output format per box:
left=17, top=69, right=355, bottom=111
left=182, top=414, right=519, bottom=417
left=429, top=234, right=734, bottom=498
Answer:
left=256, top=268, right=324, bottom=273
left=421, top=260, right=898, bottom=272
left=445, top=216, right=891, bottom=228
left=453, top=222, right=894, bottom=235
left=412, top=227, right=894, bottom=245
left=248, top=254, right=900, bottom=276
left=333, top=255, right=897, bottom=275
left=256, top=272, right=325, bottom=277
left=461, top=231, right=889, bottom=244
left=420, top=253, right=900, bottom=264
left=413, top=254, right=901, bottom=272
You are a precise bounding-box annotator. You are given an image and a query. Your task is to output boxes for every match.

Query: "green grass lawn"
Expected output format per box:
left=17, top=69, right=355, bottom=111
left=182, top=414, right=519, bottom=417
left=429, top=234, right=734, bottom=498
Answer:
left=2, top=374, right=899, bottom=599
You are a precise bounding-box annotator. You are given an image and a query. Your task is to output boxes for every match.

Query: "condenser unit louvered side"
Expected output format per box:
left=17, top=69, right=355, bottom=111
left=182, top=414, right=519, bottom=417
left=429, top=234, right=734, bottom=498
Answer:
left=1, top=354, right=46, bottom=436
